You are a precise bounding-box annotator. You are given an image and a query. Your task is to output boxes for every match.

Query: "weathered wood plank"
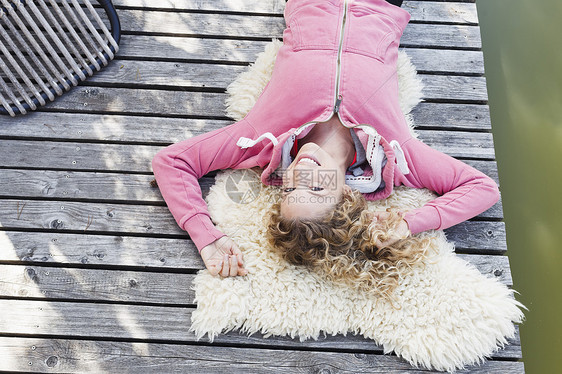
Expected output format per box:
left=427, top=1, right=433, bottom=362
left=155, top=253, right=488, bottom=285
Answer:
left=20, top=72, right=487, bottom=114
left=75, top=62, right=489, bottom=101
left=113, top=35, right=484, bottom=73
left=118, top=35, right=270, bottom=62
left=0, top=104, right=491, bottom=145
left=93, top=60, right=247, bottom=88
left=0, top=171, right=503, bottom=223
left=0, top=254, right=512, bottom=303
left=0, top=140, right=162, bottom=173
left=109, top=9, right=483, bottom=49
left=0, top=134, right=496, bottom=177
left=419, top=130, right=494, bottom=157
left=0, top=136, right=495, bottom=172
left=0, top=257, right=508, bottom=302
left=400, top=23, right=481, bottom=49
left=402, top=1, right=478, bottom=24
left=0, top=218, right=508, bottom=268
left=0, top=232, right=204, bottom=268
left=445, top=221, right=507, bottom=253
left=0, top=337, right=523, bottom=373
left=116, top=9, right=286, bottom=38
left=0, top=170, right=219, bottom=204
left=420, top=75, right=488, bottom=102
left=0, top=113, right=228, bottom=142
left=0, top=198, right=503, bottom=238
left=0, top=170, right=165, bottom=202
left=412, top=102, right=491, bottom=130
left=0, top=301, right=522, bottom=361
left=111, top=7, right=480, bottom=39
left=113, top=0, right=479, bottom=26
left=457, top=253, right=513, bottom=285
left=0, top=161, right=498, bottom=204
left=1, top=64, right=487, bottom=103
left=113, top=0, right=288, bottom=14
left=83, top=60, right=488, bottom=92
left=405, top=48, right=484, bottom=75
left=0, top=265, right=196, bottom=303
left=38, top=87, right=224, bottom=117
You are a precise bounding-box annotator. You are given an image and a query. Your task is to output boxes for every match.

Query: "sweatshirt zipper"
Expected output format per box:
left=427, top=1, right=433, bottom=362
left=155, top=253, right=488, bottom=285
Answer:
left=287, top=1, right=350, bottom=138
left=333, top=0, right=348, bottom=118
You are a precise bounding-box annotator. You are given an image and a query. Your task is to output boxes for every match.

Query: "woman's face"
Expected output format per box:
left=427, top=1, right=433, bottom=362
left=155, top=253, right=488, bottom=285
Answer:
left=280, top=142, right=351, bottom=220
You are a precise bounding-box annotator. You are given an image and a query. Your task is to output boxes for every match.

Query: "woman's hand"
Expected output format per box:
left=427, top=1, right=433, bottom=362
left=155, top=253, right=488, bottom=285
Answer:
left=369, top=211, right=411, bottom=249
left=200, top=236, right=248, bottom=277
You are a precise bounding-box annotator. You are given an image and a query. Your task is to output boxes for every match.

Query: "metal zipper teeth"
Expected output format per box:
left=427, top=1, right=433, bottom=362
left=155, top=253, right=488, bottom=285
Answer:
left=334, top=0, right=348, bottom=123
left=290, top=0, right=351, bottom=138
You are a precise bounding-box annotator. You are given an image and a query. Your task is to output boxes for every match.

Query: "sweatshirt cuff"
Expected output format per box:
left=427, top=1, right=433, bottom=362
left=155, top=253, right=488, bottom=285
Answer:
left=181, top=214, right=226, bottom=252
left=403, top=206, right=441, bottom=235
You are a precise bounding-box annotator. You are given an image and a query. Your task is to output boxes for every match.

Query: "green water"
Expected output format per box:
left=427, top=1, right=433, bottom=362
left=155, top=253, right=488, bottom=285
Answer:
left=476, top=0, right=562, bottom=372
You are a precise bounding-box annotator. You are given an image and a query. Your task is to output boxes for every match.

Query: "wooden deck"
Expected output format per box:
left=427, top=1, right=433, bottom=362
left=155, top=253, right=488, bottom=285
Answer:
left=0, top=0, right=524, bottom=372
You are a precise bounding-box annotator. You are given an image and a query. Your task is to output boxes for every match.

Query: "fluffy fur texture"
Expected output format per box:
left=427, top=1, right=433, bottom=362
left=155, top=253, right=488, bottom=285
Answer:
left=190, top=41, right=525, bottom=372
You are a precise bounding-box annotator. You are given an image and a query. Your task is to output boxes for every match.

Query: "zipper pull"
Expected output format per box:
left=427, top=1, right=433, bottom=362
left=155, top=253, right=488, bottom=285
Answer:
left=334, top=95, right=343, bottom=113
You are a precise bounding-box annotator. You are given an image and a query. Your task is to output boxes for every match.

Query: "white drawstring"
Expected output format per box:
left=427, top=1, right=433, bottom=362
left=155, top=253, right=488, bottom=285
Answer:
left=390, top=140, right=410, bottom=175
left=236, top=132, right=279, bottom=149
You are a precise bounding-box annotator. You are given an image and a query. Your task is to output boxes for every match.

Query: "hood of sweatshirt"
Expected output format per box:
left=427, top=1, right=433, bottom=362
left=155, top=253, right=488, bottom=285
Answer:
left=235, top=120, right=411, bottom=201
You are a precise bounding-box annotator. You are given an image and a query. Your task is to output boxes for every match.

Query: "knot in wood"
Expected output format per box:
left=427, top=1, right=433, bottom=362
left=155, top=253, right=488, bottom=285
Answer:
left=316, top=368, right=331, bottom=374
left=45, top=356, right=58, bottom=368
left=50, top=219, right=64, bottom=229
left=25, top=268, right=38, bottom=282
left=129, top=279, right=138, bottom=288
left=494, top=269, right=503, bottom=277
left=26, top=247, right=35, bottom=257
left=354, top=353, right=367, bottom=360
left=42, top=184, right=53, bottom=195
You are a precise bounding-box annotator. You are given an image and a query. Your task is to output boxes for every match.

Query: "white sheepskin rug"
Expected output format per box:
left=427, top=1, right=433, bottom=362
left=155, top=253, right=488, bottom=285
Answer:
left=190, top=40, right=525, bottom=372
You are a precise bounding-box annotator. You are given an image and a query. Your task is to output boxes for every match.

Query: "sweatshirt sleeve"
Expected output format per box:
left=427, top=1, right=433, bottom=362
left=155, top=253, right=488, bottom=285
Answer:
left=151, top=119, right=259, bottom=252
left=400, top=138, right=500, bottom=235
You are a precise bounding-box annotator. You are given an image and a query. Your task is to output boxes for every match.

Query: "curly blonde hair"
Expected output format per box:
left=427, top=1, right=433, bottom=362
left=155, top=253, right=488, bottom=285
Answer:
left=266, top=189, right=434, bottom=301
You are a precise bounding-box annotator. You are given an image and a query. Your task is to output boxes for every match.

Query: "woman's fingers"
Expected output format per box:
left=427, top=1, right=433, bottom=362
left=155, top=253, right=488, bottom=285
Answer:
left=220, top=254, right=229, bottom=277
left=237, top=255, right=248, bottom=276
left=208, top=262, right=221, bottom=276
left=229, top=243, right=246, bottom=271
left=229, top=255, right=238, bottom=277
left=218, top=255, right=246, bottom=278
left=205, top=239, right=248, bottom=278
left=231, top=243, right=245, bottom=264
left=236, top=254, right=243, bottom=267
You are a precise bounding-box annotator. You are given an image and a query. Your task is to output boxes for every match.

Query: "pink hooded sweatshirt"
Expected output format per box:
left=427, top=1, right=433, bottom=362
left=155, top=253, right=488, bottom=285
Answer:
left=152, top=0, right=500, bottom=252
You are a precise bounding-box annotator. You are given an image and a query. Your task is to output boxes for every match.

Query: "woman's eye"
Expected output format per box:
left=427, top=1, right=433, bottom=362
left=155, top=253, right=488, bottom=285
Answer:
left=283, top=187, right=296, bottom=193
left=310, top=186, right=324, bottom=192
